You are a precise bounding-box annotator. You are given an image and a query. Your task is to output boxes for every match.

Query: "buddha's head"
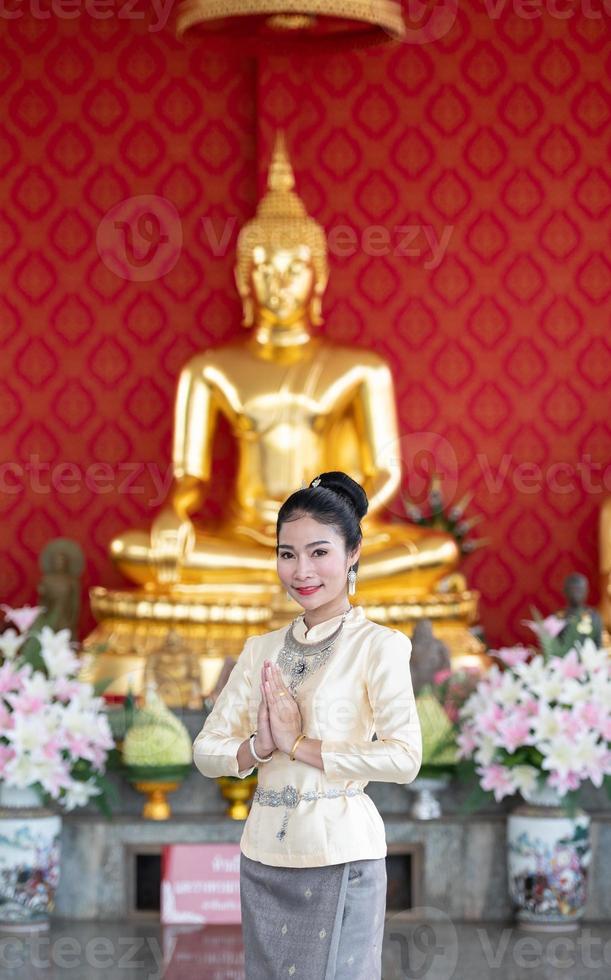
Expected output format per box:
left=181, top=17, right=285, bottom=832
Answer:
left=563, top=572, right=588, bottom=607
left=235, top=133, right=328, bottom=330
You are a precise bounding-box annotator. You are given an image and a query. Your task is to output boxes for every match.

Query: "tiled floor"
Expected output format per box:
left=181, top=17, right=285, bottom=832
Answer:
left=0, top=918, right=609, bottom=979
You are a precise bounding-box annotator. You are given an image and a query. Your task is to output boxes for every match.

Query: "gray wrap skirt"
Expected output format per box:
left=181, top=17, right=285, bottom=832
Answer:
left=240, top=852, right=387, bottom=980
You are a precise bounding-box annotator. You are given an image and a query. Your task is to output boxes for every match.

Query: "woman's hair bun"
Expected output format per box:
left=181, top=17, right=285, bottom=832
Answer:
left=313, top=471, right=368, bottom=520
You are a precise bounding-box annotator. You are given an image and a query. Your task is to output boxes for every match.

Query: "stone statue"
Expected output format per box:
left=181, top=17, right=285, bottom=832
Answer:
left=37, top=539, right=84, bottom=640
left=556, top=572, right=603, bottom=650
left=409, top=619, right=451, bottom=695
left=109, top=134, right=458, bottom=601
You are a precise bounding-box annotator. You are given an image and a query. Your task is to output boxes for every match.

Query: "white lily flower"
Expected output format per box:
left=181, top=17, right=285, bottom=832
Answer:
left=0, top=629, right=24, bottom=660
left=62, top=780, right=101, bottom=811
left=39, top=626, right=80, bottom=679
left=474, top=735, right=497, bottom=766
left=578, top=639, right=607, bottom=672
left=542, top=737, right=579, bottom=777
left=512, top=765, right=539, bottom=796
left=5, top=753, right=43, bottom=788
left=496, top=672, right=525, bottom=705
left=572, top=732, right=605, bottom=772
left=531, top=705, right=563, bottom=743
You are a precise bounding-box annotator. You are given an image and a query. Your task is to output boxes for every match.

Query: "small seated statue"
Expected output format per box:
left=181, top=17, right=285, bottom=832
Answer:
left=556, top=572, right=603, bottom=650
left=110, top=135, right=458, bottom=601
left=37, top=539, right=84, bottom=640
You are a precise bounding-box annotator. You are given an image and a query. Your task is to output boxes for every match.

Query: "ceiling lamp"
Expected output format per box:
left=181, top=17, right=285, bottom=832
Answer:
left=175, top=0, right=406, bottom=46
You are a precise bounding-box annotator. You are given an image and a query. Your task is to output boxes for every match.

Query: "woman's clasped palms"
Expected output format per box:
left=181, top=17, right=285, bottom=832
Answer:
left=257, top=661, right=303, bottom=756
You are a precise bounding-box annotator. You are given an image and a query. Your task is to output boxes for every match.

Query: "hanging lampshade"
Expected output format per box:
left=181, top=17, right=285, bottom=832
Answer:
left=175, top=0, right=406, bottom=46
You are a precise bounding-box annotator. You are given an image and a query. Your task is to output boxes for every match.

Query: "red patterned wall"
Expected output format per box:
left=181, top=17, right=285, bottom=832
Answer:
left=258, top=5, right=611, bottom=644
left=0, top=10, right=257, bottom=632
left=1, top=5, right=609, bottom=645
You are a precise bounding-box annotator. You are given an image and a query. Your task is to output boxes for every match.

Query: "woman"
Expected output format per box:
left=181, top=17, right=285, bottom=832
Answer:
left=193, top=471, right=422, bottom=979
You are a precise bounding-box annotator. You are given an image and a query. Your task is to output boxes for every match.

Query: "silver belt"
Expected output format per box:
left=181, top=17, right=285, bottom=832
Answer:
left=253, top=785, right=364, bottom=841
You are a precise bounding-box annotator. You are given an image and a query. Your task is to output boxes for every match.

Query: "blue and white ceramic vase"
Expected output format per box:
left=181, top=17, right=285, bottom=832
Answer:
left=507, top=785, right=590, bottom=930
left=0, top=784, right=62, bottom=931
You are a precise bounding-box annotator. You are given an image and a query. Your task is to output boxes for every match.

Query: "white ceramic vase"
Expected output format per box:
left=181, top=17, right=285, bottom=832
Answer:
left=507, top=785, right=591, bottom=930
left=0, top=784, right=62, bottom=931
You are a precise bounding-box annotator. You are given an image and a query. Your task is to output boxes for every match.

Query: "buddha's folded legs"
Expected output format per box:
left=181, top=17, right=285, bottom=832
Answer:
left=357, top=528, right=460, bottom=596
left=110, top=527, right=279, bottom=586
left=110, top=522, right=458, bottom=594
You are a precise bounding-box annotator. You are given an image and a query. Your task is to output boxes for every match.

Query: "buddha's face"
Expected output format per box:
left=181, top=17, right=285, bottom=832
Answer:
left=53, top=552, right=69, bottom=572
left=564, top=575, right=588, bottom=605
left=250, top=245, right=315, bottom=322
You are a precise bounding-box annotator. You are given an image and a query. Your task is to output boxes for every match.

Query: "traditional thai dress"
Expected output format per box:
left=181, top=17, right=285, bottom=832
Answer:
left=193, top=605, right=422, bottom=979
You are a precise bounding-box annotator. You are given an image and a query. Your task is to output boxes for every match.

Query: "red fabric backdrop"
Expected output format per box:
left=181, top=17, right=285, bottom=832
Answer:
left=1, top=4, right=609, bottom=644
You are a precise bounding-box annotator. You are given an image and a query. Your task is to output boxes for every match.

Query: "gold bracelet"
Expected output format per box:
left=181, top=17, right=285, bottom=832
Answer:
left=289, top=733, right=307, bottom=761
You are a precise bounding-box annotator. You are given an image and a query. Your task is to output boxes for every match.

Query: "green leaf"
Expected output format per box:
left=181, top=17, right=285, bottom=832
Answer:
left=458, top=780, right=493, bottom=815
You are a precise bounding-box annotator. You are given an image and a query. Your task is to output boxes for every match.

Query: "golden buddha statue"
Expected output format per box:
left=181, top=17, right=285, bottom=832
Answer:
left=86, top=135, right=482, bottom=700
left=110, top=136, right=457, bottom=598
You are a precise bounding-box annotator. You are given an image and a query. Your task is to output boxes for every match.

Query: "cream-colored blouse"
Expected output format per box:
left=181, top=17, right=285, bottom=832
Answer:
left=192, top=605, right=422, bottom=868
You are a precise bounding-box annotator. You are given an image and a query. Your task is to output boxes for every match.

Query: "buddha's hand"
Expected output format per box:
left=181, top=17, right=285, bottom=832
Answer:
left=262, top=661, right=303, bottom=756
left=150, top=510, right=196, bottom=585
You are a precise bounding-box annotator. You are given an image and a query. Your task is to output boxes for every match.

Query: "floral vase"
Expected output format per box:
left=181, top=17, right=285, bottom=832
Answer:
left=0, top=785, right=62, bottom=931
left=507, top=785, right=591, bottom=930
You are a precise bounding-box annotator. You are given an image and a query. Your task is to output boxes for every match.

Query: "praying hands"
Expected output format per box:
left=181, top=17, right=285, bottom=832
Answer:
left=259, top=660, right=303, bottom=756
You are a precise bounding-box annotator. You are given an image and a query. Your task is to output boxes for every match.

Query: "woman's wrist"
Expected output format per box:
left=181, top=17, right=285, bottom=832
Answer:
left=253, top=733, right=275, bottom=758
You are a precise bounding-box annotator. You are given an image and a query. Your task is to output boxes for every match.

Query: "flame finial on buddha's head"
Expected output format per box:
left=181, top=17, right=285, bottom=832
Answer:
left=235, top=132, right=328, bottom=325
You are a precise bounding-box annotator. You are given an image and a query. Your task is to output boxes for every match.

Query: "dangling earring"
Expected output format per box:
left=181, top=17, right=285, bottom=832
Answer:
left=347, top=566, right=357, bottom=596
left=286, top=590, right=292, bottom=601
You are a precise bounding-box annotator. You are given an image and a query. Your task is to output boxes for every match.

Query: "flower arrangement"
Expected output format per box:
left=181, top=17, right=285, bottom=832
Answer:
left=400, top=474, right=487, bottom=557
left=457, top=615, right=611, bottom=805
left=0, top=605, right=115, bottom=813
left=122, top=688, right=192, bottom=770
left=416, top=666, right=482, bottom=777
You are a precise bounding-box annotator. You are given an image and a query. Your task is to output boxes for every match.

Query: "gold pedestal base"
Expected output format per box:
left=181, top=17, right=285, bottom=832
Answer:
left=83, top=582, right=487, bottom=704
left=133, top=780, right=180, bottom=820
left=217, top=775, right=258, bottom=820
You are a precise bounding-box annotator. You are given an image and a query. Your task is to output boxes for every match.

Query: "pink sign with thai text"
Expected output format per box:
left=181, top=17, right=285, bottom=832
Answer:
left=161, top=844, right=242, bottom=924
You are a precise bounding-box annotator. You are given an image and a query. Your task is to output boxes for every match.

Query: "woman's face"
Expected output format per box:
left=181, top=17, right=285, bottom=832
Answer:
left=276, top=514, right=358, bottom=614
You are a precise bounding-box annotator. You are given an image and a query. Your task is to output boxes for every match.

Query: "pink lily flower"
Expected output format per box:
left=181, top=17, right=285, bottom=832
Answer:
left=523, top=614, right=566, bottom=640
left=553, top=649, right=584, bottom=681
left=494, top=646, right=530, bottom=667
left=456, top=728, right=478, bottom=757
left=0, top=605, right=45, bottom=633
left=555, top=709, right=586, bottom=740
left=0, top=744, right=16, bottom=772
left=0, top=662, right=23, bottom=695
left=575, top=701, right=604, bottom=729
left=496, top=714, right=532, bottom=753
left=7, top=691, right=46, bottom=714
left=478, top=703, right=505, bottom=736
left=480, top=764, right=516, bottom=802
left=548, top=770, right=580, bottom=795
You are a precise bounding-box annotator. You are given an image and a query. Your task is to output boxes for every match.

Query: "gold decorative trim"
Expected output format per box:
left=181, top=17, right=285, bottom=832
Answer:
left=359, top=591, right=481, bottom=625
left=90, top=586, right=274, bottom=625
left=175, top=0, right=406, bottom=40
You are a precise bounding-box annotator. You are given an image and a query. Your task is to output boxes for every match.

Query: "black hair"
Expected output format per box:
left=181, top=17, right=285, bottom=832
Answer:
left=276, top=471, right=368, bottom=571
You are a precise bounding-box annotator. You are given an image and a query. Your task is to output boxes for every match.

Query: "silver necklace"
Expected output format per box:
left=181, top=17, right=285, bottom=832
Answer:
left=277, top=608, right=350, bottom=694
